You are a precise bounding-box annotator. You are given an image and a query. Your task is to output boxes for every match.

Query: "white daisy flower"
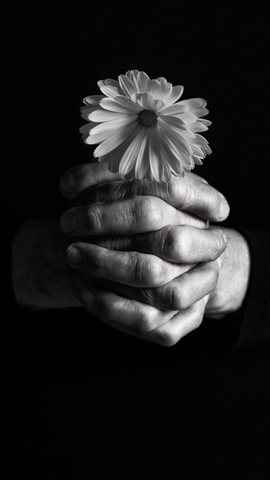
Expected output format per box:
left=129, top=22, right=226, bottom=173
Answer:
left=80, top=70, right=212, bottom=182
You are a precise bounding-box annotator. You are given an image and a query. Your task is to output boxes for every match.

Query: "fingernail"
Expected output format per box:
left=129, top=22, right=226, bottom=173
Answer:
left=83, top=289, right=95, bottom=306
left=219, top=195, right=230, bottom=220
left=216, top=256, right=223, bottom=270
left=222, top=232, right=227, bottom=245
left=216, top=229, right=227, bottom=245
left=61, top=212, right=77, bottom=233
left=61, top=173, right=73, bottom=194
left=67, top=246, right=81, bottom=264
left=203, top=294, right=210, bottom=305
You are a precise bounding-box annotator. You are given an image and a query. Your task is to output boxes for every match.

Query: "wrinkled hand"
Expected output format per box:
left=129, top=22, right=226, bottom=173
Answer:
left=58, top=163, right=229, bottom=345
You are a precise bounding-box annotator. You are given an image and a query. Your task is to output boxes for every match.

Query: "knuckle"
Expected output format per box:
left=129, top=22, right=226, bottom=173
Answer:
left=163, top=226, right=189, bottom=261
left=169, top=283, right=188, bottom=310
left=166, top=179, right=180, bottom=204
left=95, top=298, right=114, bottom=322
left=136, top=307, right=157, bottom=332
left=161, top=331, right=179, bottom=347
left=134, top=196, right=163, bottom=228
left=207, top=232, right=225, bottom=260
left=131, top=253, right=164, bottom=286
left=192, top=305, right=204, bottom=330
left=146, top=326, right=178, bottom=346
left=86, top=205, right=103, bottom=232
left=204, top=188, right=222, bottom=218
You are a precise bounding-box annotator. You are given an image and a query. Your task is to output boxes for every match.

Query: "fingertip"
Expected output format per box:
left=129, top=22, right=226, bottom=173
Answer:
left=203, top=294, right=210, bottom=305
left=218, top=194, right=230, bottom=221
left=82, top=287, right=95, bottom=307
left=59, top=171, right=74, bottom=198
left=216, top=256, right=223, bottom=271
left=66, top=245, right=81, bottom=264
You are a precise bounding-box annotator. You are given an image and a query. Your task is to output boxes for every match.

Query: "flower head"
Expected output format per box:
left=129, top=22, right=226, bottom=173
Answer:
left=80, top=70, right=212, bottom=182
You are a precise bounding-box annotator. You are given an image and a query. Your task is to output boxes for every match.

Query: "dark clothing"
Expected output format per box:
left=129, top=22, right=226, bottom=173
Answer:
left=9, top=2, right=270, bottom=478
left=11, top=229, right=270, bottom=479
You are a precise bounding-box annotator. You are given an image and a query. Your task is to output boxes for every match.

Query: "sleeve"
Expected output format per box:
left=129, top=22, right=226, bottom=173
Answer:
left=232, top=228, right=270, bottom=349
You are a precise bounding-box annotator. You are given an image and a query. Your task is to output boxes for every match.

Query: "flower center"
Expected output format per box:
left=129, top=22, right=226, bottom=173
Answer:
left=138, top=109, right=158, bottom=128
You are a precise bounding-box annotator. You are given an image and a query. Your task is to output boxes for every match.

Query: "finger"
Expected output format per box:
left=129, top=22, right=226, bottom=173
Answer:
left=98, top=259, right=221, bottom=311
left=66, top=243, right=194, bottom=288
left=144, top=298, right=206, bottom=346
left=60, top=162, right=124, bottom=198
left=60, top=196, right=206, bottom=236
left=82, top=285, right=206, bottom=346
left=91, top=226, right=227, bottom=263
left=82, top=284, right=178, bottom=333
left=63, top=163, right=229, bottom=222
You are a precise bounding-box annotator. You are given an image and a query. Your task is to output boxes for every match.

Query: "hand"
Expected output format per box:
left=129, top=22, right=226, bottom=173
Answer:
left=205, top=228, right=251, bottom=319
left=60, top=162, right=229, bottom=223
left=57, top=163, right=229, bottom=345
left=11, top=216, right=224, bottom=348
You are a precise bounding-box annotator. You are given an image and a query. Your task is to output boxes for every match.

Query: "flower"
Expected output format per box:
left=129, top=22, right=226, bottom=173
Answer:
left=80, top=70, right=212, bottom=182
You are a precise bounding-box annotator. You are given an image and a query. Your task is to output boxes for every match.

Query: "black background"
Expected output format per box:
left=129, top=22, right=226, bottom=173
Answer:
left=10, top=0, right=270, bottom=230
left=9, top=2, right=270, bottom=478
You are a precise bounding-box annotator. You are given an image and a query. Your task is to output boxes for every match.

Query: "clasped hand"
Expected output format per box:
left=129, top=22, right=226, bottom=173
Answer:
left=59, top=163, right=230, bottom=346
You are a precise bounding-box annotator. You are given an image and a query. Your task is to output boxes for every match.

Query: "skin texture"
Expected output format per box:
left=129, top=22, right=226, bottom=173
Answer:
left=12, top=163, right=250, bottom=346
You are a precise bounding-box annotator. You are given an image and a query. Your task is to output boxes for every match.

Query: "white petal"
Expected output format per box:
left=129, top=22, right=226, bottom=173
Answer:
left=159, top=82, right=173, bottom=103
left=119, top=125, right=144, bottom=175
left=137, top=71, right=150, bottom=93
left=90, top=115, right=138, bottom=134
left=148, top=79, right=163, bottom=99
left=125, top=70, right=140, bottom=81
left=80, top=122, right=96, bottom=140
left=193, top=156, right=203, bottom=165
left=199, top=118, right=212, bottom=127
left=158, top=119, right=193, bottom=162
left=192, top=133, right=211, bottom=147
left=190, top=144, right=204, bottom=158
left=191, top=134, right=212, bottom=155
left=105, top=125, right=144, bottom=173
left=136, top=92, right=153, bottom=109
left=163, top=85, right=184, bottom=107
left=160, top=118, right=196, bottom=139
left=98, top=79, right=124, bottom=98
left=126, top=70, right=141, bottom=90
left=134, top=128, right=149, bottom=179
left=98, top=85, right=122, bottom=98
left=156, top=126, right=184, bottom=176
left=150, top=98, right=165, bottom=111
left=136, top=92, right=164, bottom=111
left=118, top=75, right=137, bottom=98
left=135, top=92, right=165, bottom=110
left=179, top=98, right=209, bottom=117
left=100, top=96, right=142, bottom=114
left=148, top=128, right=163, bottom=181
left=83, top=95, right=105, bottom=106
left=178, top=112, right=198, bottom=124
left=158, top=114, right=186, bottom=130
left=113, top=96, right=142, bottom=111
left=86, top=120, right=137, bottom=145
left=80, top=106, right=100, bottom=120
left=179, top=98, right=206, bottom=109
left=159, top=103, right=188, bottom=116
left=94, top=122, right=138, bottom=157
left=89, top=110, right=130, bottom=122
left=189, top=121, right=209, bottom=132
